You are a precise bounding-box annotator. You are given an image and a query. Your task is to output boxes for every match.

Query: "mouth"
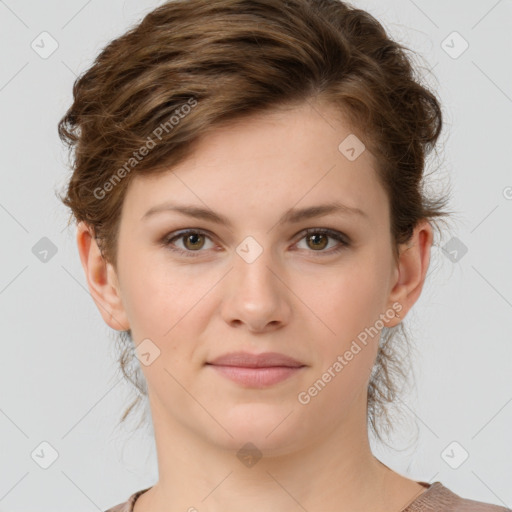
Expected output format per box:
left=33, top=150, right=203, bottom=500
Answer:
left=205, top=351, right=306, bottom=388
left=206, top=365, right=306, bottom=387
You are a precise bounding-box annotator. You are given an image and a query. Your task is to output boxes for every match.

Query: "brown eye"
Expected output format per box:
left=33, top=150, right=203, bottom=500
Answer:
left=305, top=233, right=329, bottom=250
left=295, top=228, right=350, bottom=255
left=183, top=232, right=206, bottom=250
left=163, top=229, right=215, bottom=256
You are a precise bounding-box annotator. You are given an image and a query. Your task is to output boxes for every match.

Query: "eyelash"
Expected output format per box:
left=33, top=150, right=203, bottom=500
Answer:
left=160, top=228, right=350, bottom=258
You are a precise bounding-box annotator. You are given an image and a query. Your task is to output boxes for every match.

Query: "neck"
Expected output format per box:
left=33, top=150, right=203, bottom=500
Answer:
left=134, top=390, right=422, bottom=512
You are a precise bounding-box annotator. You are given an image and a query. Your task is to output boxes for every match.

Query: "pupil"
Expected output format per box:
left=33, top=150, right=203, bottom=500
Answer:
left=310, top=233, right=327, bottom=249
left=186, top=234, right=203, bottom=249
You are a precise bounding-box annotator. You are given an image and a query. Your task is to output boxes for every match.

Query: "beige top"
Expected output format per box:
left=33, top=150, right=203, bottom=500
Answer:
left=104, top=481, right=511, bottom=512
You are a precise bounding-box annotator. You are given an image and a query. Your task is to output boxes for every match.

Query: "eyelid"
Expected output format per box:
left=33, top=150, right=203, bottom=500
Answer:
left=160, top=228, right=216, bottom=257
left=299, top=227, right=350, bottom=246
left=161, top=227, right=350, bottom=257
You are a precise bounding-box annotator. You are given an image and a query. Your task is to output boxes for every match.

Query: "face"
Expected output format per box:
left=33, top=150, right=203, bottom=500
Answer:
left=81, top=100, right=430, bottom=455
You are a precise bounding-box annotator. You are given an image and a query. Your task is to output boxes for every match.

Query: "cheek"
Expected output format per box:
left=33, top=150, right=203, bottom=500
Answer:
left=303, top=251, right=390, bottom=394
left=118, top=253, right=217, bottom=359
left=320, top=258, right=388, bottom=336
left=118, top=247, right=180, bottom=326
left=299, top=265, right=385, bottom=414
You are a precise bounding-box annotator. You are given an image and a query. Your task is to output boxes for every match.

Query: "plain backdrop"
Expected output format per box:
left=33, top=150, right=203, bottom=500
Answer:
left=0, top=0, right=511, bottom=510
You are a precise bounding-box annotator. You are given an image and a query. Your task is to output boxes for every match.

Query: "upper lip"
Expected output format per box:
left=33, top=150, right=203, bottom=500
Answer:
left=207, top=351, right=305, bottom=368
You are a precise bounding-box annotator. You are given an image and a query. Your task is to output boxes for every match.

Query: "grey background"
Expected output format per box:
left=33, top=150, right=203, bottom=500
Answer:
left=0, top=0, right=511, bottom=510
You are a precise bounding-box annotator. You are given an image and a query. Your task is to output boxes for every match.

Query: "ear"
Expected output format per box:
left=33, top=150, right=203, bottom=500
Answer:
left=386, top=219, right=433, bottom=325
left=75, top=221, right=130, bottom=331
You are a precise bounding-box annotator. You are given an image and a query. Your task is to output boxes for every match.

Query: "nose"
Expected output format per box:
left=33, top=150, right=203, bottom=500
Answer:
left=220, top=243, right=291, bottom=333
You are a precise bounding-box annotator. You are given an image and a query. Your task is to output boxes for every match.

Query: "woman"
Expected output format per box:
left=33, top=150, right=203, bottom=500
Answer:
left=57, top=0, right=509, bottom=511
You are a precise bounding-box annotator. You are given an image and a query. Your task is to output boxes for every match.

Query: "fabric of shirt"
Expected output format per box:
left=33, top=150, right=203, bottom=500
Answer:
left=103, top=480, right=511, bottom=512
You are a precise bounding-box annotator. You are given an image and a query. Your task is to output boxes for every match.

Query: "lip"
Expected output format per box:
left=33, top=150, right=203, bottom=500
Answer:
left=207, top=351, right=304, bottom=368
left=206, top=351, right=306, bottom=388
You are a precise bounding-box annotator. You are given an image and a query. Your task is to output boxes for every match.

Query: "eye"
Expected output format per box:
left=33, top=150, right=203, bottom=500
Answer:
left=162, top=229, right=215, bottom=257
left=161, top=227, right=350, bottom=258
left=294, top=228, right=350, bottom=255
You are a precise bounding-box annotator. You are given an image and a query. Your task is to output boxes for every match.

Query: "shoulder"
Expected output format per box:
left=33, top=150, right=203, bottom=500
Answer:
left=103, top=487, right=152, bottom=512
left=103, top=501, right=130, bottom=512
left=405, top=481, right=511, bottom=512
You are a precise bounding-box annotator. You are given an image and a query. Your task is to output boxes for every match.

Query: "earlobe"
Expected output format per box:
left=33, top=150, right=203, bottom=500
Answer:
left=387, top=220, right=433, bottom=324
left=76, top=222, right=130, bottom=331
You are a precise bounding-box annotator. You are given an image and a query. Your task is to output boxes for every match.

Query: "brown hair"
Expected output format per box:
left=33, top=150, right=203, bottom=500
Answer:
left=57, top=0, right=452, bottom=444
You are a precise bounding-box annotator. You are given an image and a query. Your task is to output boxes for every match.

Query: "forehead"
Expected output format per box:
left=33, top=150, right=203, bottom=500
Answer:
left=122, top=101, right=389, bottom=228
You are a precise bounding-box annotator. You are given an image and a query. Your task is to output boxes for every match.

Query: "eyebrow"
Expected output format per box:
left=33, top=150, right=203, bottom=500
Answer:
left=141, top=200, right=367, bottom=227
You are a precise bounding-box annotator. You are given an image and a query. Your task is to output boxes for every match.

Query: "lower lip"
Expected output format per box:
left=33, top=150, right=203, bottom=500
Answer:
left=207, top=364, right=304, bottom=387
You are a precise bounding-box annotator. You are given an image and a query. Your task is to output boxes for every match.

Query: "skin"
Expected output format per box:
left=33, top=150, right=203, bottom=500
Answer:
left=77, top=99, right=433, bottom=512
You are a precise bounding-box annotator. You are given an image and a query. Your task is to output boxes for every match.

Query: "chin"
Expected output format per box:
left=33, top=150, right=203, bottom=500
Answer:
left=207, top=402, right=305, bottom=455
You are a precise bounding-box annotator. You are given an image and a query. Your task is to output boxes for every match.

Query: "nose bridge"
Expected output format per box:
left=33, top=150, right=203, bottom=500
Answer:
left=222, top=234, right=290, bottom=330
left=233, top=234, right=280, bottom=299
